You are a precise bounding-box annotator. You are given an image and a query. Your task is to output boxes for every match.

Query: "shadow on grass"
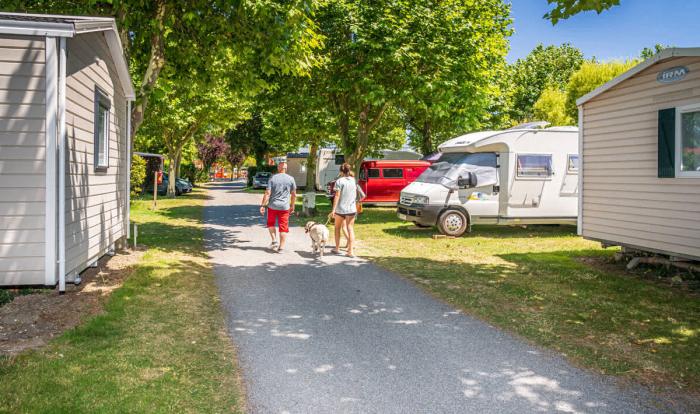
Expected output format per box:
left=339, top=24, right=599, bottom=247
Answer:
left=381, top=223, right=578, bottom=239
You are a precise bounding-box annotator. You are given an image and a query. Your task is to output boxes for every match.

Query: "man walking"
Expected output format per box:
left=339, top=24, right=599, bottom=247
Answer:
left=259, top=162, right=296, bottom=253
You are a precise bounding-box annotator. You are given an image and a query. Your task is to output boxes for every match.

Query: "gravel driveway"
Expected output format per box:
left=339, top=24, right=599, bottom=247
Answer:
left=205, top=181, right=668, bottom=413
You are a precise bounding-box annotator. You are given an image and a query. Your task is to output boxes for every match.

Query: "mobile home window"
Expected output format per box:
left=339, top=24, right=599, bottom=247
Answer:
left=567, top=155, right=579, bottom=173
left=516, top=154, right=553, bottom=178
left=677, top=104, right=700, bottom=177
left=334, top=154, right=345, bottom=165
left=368, top=168, right=380, bottom=179
left=382, top=168, right=403, bottom=178
left=94, top=87, right=111, bottom=171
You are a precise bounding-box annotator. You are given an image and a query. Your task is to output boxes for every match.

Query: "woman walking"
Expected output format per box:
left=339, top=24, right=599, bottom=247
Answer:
left=331, top=163, right=359, bottom=258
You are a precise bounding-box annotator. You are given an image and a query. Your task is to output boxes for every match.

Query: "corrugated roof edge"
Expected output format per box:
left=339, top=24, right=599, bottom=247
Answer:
left=576, top=47, right=700, bottom=106
left=0, top=12, right=135, bottom=100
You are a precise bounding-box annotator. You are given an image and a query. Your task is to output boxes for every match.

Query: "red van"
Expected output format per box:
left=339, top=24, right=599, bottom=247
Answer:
left=326, top=160, right=431, bottom=205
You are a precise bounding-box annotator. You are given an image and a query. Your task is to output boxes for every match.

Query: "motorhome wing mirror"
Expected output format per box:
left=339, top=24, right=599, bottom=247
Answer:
left=457, top=172, right=477, bottom=188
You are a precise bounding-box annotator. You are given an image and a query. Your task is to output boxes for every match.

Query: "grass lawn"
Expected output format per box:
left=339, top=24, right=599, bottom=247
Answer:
left=0, top=188, right=244, bottom=413
left=292, top=195, right=700, bottom=392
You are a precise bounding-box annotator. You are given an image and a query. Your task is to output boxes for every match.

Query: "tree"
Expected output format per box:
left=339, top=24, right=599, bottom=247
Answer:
left=640, top=44, right=670, bottom=60
left=532, top=88, right=575, bottom=126
left=224, top=147, right=245, bottom=181
left=225, top=113, right=267, bottom=167
left=397, top=0, right=512, bottom=157
left=4, top=0, right=324, bottom=147
left=295, top=0, right=512, bottom=175
left=510, top=43, right=585, bottom=122
left=564, top=59, right=637, bottom=120
left=545, top=0, right=620, bottom=24
left=197, top=135, right=229, bottom=180
left=136, top=75, right=245, bottom=197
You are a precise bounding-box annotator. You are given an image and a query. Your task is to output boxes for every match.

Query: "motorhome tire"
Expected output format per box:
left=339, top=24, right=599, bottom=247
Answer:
left=437, top=209, right=467, bottom=237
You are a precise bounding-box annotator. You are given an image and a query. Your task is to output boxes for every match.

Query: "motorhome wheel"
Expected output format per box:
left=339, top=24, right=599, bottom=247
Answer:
left=437, top=209, right=467, bottom=237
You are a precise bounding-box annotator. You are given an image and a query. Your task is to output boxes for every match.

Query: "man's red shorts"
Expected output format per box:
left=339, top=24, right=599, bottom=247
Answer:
left=266, top=208, right=290, bottom=233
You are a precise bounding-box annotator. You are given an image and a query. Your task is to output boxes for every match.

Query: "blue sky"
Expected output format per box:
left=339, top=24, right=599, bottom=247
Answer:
left=507, top=0, right=700, bottom=63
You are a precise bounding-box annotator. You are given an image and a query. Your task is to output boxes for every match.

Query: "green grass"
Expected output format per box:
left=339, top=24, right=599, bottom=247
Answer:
left=292, top=196, right=700, bottom=391
left=0, top=188, right=244, bottom=413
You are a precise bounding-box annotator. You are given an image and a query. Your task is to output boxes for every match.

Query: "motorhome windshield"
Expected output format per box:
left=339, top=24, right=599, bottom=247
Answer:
left=416, top=152, right=497, bottom=189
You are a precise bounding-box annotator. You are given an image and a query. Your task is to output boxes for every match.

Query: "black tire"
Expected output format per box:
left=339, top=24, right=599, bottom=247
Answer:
left=437, top=209, right=468, bottom=237
left=175, top=187, right=181, bottom=196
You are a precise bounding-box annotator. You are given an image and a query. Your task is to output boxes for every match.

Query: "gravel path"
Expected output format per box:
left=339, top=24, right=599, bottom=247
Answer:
left=205, top=181, right=667, bottom=413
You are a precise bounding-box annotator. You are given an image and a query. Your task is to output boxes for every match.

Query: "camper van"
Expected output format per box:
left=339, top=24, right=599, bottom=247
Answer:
left=397, top=123, right=579, bottom=236
left=326, top=160, right=431, bottom=205
left=315, top=148, right=422, bottom=191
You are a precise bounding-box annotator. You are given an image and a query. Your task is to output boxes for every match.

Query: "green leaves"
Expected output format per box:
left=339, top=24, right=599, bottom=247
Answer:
left=544, top=0, right=621, bottom=25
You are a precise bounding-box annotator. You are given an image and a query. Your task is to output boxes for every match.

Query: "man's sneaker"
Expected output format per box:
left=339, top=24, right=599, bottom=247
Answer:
left=269, top=241, right=279, bottom=250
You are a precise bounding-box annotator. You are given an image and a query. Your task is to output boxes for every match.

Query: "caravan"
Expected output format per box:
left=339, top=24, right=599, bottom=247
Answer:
left=397, top=123, right=579, bottom=236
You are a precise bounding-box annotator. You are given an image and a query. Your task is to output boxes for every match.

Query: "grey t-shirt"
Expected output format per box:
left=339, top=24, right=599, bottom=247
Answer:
left=266, top=173, right=296, bottom=211
left=334, top=176, right=357, bottom=215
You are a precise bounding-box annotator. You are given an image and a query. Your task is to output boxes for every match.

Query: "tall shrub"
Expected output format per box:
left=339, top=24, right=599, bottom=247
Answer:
left=565, top=60, right=637, bottom=120
left=130, top=154, right=147, bottom=196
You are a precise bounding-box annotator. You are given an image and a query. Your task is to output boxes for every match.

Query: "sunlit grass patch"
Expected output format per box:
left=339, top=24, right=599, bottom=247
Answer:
left=0, top=188, right=244, bottom=413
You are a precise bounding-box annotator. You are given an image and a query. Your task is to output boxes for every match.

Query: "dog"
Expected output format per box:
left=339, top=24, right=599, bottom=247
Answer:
left=305, top=221, right=330, bottom=258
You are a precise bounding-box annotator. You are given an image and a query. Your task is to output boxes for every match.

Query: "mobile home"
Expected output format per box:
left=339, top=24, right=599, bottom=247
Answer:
left=397, top=123, right=579, bottom=236
left=577, top=48, right=700, bottom=261
left=0, top=13, right=135, bottom=290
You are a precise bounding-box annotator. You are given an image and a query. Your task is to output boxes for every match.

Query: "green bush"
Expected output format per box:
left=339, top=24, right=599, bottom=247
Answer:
left=246, top=165, right=277, bottom=187
left=0, top=290, right=14, bottom=308
left=181, top=162, right=209, bottom=185
left=130, top=154, right=147, bottom=196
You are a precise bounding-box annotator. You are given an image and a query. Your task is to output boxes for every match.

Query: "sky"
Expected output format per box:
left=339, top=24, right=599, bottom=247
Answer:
left=507, top=0, right=700, bottom=63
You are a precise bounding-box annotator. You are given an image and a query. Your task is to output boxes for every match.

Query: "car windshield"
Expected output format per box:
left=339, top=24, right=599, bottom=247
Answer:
left=415, top=152, right=497, bottom=189
left=256, top=173, right=272, bottom=178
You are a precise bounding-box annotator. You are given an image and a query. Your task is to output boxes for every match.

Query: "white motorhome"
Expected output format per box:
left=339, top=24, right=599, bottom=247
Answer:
left=397, top=123, right=579, bottom=236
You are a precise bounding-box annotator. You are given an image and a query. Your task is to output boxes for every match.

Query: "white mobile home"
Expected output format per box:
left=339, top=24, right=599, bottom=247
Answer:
left=0, top=13, right=135, bottom=290
left=577, top=48, right=700, bottom=261
left=397, top=123, right=579, bottom=236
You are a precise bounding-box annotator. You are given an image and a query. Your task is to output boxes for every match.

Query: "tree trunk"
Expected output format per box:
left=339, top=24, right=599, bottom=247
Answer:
left=306, top=141, right=319, bottom=190
left=129, top=0, right=169, bottom=147
left=166, top=146, right=181, bottom=198
left=421, top=121, right=432, bottom=157
left=174, top=151, right=182, bottom=180
left=346, top=103, right=390, bottom=177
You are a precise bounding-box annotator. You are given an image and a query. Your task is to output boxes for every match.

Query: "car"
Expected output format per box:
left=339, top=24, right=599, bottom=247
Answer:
left=326, top=160, right=430, bottom=205
left=252, top=172, right=272, bottom=189
left=147, top=173, right=192, bottom=196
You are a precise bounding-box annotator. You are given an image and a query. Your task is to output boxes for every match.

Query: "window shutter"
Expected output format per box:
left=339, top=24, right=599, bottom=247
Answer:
left=658, top=108, right=675, bottom=178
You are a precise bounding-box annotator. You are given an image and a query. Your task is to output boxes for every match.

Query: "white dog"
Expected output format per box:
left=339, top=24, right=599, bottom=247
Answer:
left=304, top=221, right=330, bottom=258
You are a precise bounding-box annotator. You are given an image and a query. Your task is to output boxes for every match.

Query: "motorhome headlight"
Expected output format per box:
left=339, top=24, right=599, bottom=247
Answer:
left=413, top=196, right=429, bottom=205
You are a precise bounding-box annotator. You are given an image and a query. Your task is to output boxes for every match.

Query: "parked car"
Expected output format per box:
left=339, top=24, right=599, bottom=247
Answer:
left=252, top=172, right=272, bottom=189
left=326, top=160, right=431, bottom=205
left=397, top=123, right=579, bottom=236
left=147, top=173, right=192, bottom=196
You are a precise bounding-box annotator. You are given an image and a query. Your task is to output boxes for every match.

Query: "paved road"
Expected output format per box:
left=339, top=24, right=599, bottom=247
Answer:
left=205, top=181, right=664, bottom=414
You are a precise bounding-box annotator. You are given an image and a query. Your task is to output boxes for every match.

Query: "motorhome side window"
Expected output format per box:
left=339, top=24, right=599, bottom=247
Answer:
left=94, top=86, right=111, bottom=171
left=359, top=169, right=365, bottom=180
left=567, top=155, right=579, bottom=173
left=368, top=168, right=380, bottom=178
left=335, top=154, right=345, bottom=165
left=517, top=154, right=553, bottom=178
left=383, top=168, right=403, bottom=178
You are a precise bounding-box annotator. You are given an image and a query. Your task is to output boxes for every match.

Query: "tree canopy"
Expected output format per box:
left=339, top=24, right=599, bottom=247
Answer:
left=545, top=0, right=620, bottom=24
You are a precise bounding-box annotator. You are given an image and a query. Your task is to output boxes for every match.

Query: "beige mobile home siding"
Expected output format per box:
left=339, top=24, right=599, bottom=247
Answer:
left=64, top=32, right=127, bottom=275
left=0, top=34, right=46, bottom=285
left=581, top=56, right=700, bottom=259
